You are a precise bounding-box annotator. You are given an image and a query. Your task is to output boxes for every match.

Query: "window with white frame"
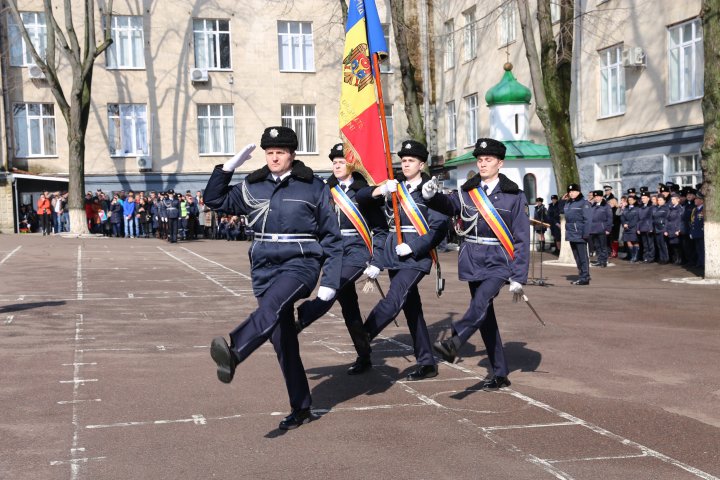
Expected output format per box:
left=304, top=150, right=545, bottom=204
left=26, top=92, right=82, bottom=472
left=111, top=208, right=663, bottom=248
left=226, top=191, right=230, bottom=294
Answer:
left=278, top=21, right=314, bottom=72
left=668, top=153, right=701, bottom=187
left=598, top=162, right=622, bottom=194
left=465, top=94, right=479, bottom=146
left=463, top=8, right=476, bottom=62
left=499, top=1, right=516, bottom=47
left=193, top=19, right=231, bottom=70
left=8, top=12, right=47, bottom=66
left=281, top=104, right=316, bottom=153
left=380, top=24, right=392, bottom=73
left=550, top=1, right=561, bottom=23
left=599, top=45, right=626, bottom=117
left=668, top=19, right=704, bottom=103
left=105, top=16, right=144, bottom=69
left=446, top=101, right=457, bottom=151
left=197, top=104, right=234, bottom=155
left=13, top=103, right=56, bottom=157
left=444, top=20, right=454, bottom=70
left=108, top=104, right=148, bottom=156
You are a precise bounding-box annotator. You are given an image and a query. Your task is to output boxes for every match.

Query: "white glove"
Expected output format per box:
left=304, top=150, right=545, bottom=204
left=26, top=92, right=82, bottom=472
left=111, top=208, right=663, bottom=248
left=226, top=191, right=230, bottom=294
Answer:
left=422, top=176, right=440, bottom=200
left=317, top=286, right=336, bottom=302
left=395, top=243, right=413, bottom=257
left=379, top=179, right=399, bottom=196
left=364, top=265, right=380, bottom=279
left=508, top=280, right=524, bottom=303
left=222, top=143, right=256, bottom=172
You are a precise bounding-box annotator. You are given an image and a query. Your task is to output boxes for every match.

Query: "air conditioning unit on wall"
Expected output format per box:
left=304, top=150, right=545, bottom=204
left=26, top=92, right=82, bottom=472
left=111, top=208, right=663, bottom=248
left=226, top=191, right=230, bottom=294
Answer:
left=190, top=68, right=208, bottom=82
left=622, top=47, right=646, bottom=67
left=28, top=64, right=46, bottom=79
left=136, top=156, right=152, bottom=171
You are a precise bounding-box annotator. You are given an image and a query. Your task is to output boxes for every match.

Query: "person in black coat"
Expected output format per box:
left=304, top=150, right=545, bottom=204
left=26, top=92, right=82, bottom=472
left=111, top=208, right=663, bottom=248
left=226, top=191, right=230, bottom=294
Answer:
left=666, top=193, right=685, bottom=264
left=356, top=140, right=448, bottom=381
left=204, top=126, right=342, bottom=430
left=560, top=184, right=592, bottom=285
left=109, top=195, right=124, bottom=237
left=296, top=143, right=388, bottom=375
left=547, top=194, right=561, bottom=253
left=161, top=190, right=180, bottom=243
left=621, top=195, right=640, bottom=262
left=589, top=191, right=613, bottom=267
left=652, top=195, right=670, bottom=264
left=637, top=192, right=655, bottom=263
left=533, top=197, right=548, bottom=251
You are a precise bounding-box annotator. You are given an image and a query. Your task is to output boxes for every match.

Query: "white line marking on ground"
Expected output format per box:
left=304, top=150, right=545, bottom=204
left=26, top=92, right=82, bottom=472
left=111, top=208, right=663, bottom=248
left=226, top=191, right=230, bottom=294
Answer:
left=547, top=453, right=649, bottom=464
left=76, top=246, right=83, bottom=300
left=57, top=399, right=102, bottom=405
left=180, top=247, right=251, bottom=279
left=158, top=247, right=243, bottom=296
left=59, top=379, right=98, bottom=384
left=50, top=457, right=106, bottom=466
left=16, top=295, right=25, bottom=301
left=0, top=245, right=21, bottom=264
left=5, top=315, right=14, bottom=325
left=128, top=293, right=134, bottom=298
left=482, top=421, right=578, bottom=431
left=62, top=363, right=98, bottom=367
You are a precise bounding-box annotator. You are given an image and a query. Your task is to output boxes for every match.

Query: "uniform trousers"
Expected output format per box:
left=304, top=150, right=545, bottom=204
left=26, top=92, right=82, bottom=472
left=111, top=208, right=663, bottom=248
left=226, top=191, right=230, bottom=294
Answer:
left=654, top=233, right=669, bottom=263
left=640, top=232, right=655, bottom=261
left=229, top=276, right=311, bottom=410
left=363, top=268, right=435, bottom=366
left=297, top=264, right=370, bottom=360
left=570, top=242, right=590, bottom=282
left=167, top=218, right=179, bottom=242
left=452, top=276, right=508, bottom=378
left=590, top=233, right=609, bottom=265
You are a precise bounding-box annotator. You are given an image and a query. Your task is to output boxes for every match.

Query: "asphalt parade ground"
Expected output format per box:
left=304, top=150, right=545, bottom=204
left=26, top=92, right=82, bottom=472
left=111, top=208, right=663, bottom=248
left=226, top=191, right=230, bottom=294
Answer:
left=1, top=235, right=719, bottom=480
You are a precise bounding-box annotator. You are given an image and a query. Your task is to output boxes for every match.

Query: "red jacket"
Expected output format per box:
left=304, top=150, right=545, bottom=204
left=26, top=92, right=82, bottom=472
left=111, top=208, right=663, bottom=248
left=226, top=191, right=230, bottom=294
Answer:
left=37, top=198, right=51, bottom=215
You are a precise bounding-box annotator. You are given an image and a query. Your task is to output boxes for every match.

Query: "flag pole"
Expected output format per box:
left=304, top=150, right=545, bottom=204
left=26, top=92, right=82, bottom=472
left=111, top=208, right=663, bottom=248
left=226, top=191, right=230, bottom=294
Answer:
left=372, top=53, right=402, bottom=244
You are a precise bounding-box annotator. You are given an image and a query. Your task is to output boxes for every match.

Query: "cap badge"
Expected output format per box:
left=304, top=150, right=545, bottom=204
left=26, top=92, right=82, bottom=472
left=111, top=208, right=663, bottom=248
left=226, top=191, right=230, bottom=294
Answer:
left=480, top=141, right=487, bottom=149
left=404, top=143, right=412, bottom=149
left=269, top=128, right=279, bottom=138
left=336, top=145, right=342, bottom=150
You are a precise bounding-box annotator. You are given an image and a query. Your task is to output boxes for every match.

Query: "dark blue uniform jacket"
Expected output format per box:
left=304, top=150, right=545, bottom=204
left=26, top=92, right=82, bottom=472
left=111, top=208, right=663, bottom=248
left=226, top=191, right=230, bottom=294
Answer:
left=652, top=204, right=669, bottom=234
left=637, top=203, right=654, bottom=233
left=326, top=172, right=388, bottom=269
left=425, top=173, right=529, bottom=284
left=204, top=161, right=342, bottom=297
left=562, top=195, right=592, bottom=242
left=357, top=173, right=447, bottom=274
left=162, top=197, right=180, bottom=219
left=590, top=200, right=613, bottom=235
left=666, top=204, right=684, bottom=239
left=621, top=205, right=639, bottom=231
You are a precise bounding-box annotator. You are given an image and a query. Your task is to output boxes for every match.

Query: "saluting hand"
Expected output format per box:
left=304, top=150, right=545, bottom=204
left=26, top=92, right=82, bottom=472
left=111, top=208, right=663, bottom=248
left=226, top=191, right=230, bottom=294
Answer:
left=422, top=176, right=440, bottom=200
left=222, top=143, right=256, bottom=172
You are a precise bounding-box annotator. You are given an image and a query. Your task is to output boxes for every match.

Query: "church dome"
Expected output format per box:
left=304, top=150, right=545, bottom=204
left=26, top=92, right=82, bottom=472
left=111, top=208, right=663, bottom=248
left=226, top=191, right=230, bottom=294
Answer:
left=485, top=63, right=532, bottom=106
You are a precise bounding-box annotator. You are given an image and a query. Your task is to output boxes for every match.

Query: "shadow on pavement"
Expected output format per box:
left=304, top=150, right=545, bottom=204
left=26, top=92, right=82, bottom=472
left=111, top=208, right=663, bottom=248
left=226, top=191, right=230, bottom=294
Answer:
left=0, top=301, right=66, bottom=313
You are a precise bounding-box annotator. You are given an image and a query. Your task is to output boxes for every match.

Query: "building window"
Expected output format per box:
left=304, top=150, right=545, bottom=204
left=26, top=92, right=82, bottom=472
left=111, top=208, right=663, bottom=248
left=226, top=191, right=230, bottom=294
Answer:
left=523, top=174, right=537, bottom=204
left=13, top=103, right=56, bottom=157
left=193, top=19, right=231, bottom=70
left=465, top=94, right=479, bottom=146
left=668, top=19, right=703, bottom=103
left=599, top=45, right=626, bottom=117
left=197, top=104, right=234, bottom=155
left=550, top=1, right=561, bottom=24
left=446, top=101, right=457, bottom=151
left=278, top=21, right=314, bottom=72
left=380, top=24, right=392, bottom=73
left=108, top=104, right=148, bottom=156
left=105, top=16, right=145, bottom=69
left=499, top=1, right=516, bottom=47
left=598, top=162, right=622, bottom=194
left=444, top=20, right=454, bottom=70
left=463, top=8, right=476, bottom=62
left=281, top=104, right=316, bottom=154
left=382, top=104, right=395, bottom=152
left=668, top=153, right=701, bottom=187
left=8, top=12, right=47, bottom=66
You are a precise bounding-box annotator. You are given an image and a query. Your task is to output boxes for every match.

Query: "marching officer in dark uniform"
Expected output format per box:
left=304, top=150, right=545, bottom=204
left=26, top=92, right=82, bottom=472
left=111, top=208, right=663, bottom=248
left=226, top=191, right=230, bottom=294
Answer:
left=637, top=191, right=655, bottom=263
left=295, top=143, right=387, bottom=375
left=356, top=140, right=448, bottom=381
left=426, top=138, right=529, bottom=390
left=204, top=126, right=342, bottom=430
left=652, top=194, right=670, bottom=264
left=547, top=194, right=561, bottom=253
left=589, top=190, right=612, bottom=267
left=161, top=190, right=180, bottom=243
left=561, top=184, right=592, bottom=285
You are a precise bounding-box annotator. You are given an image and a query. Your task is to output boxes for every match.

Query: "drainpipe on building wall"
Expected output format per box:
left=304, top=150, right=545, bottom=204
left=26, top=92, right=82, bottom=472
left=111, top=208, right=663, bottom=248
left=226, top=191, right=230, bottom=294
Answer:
left=0, top=19, right=14, bottom=173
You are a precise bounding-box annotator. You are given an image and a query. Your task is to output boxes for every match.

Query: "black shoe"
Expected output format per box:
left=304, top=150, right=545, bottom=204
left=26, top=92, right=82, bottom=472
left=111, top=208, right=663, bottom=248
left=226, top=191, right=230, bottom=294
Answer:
left=294, top=318, right=304, bottom=334
left=347, top=357, right=372, bottom=375
left=279, top=408, right=314, bottom=430
left=590, top=261, right=600, bottom=266
left=210, top=336, right=237, bottom=384
left=481, top=376, right=511, bottom=390
left=571, top=279, right=590, bottom=285
left=406, top=364, right=438, bottom=381
left=433, top=337, right=459, bottom=363
left=598, top=263, right=607, bottom=268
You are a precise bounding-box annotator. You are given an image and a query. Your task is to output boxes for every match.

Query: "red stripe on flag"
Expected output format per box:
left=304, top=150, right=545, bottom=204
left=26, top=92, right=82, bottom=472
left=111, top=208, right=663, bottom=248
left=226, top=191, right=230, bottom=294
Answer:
left=341, top=105, right=388, bottom=184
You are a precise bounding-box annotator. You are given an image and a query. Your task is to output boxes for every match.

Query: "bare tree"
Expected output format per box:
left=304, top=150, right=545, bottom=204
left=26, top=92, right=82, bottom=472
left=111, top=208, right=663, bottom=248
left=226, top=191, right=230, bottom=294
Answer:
left=517, top=0, right=578, bottom=193
left=701, top=0, right=720, bottom=278
left=8, top=0, right=114, bottom=234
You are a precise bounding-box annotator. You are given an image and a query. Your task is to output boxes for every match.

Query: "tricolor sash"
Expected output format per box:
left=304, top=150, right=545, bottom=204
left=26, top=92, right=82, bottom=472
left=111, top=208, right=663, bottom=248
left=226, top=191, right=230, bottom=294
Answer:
left=396, top=182, right=444, bottom=296
left=331, top=185, right=373, bottom=253
left=466, top=186, right=515, bottom=260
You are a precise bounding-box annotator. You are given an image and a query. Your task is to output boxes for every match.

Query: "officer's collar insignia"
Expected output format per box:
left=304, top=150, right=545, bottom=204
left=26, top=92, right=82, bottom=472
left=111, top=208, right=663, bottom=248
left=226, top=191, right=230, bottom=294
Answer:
left=269, top=128, right=279, bottom=138
left=480, top=141, right=487, bottom=149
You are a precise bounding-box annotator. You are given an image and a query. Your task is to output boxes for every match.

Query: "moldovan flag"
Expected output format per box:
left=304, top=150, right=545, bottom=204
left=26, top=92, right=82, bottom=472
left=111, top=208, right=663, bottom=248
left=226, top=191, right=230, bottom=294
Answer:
left=339, top=0, right=389, bottom=185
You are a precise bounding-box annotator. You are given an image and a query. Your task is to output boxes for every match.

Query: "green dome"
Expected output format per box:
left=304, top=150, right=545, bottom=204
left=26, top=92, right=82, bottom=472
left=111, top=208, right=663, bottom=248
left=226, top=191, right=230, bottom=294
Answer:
left=485, top=63, right=532, bottom=106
